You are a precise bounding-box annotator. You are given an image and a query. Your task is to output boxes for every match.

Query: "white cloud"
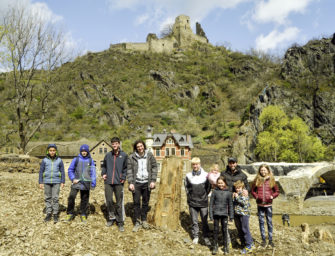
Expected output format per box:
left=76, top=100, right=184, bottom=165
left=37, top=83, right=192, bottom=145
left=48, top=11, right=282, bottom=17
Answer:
left=135, top=14, right=150, bottom=25
left=252, top=0, right=314, bottom=25
left=106, top=0, right=250, bottom=28
left=255, top=27, right=300, bottom=51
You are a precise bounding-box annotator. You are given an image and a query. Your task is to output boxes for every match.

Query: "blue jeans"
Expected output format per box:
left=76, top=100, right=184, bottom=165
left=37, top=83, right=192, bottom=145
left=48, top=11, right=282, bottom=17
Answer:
left=236, top=215, right=253, bottom=247
left=258, top=206, right=273, bottom=241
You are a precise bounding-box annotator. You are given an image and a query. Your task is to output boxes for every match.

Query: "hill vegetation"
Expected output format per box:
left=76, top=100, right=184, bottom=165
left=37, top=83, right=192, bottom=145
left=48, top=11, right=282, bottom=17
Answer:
left=1, top=29, right=334, bottom=160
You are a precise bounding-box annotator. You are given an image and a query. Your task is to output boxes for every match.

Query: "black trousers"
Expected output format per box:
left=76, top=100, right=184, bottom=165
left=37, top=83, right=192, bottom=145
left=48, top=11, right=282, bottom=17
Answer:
left=105, top=184, right=124, bottom=224
left=213, top=215, right=228, bottom=248
left=67, top=186, right=90, bottom=216
left=132, top=182, right=151, bottom=222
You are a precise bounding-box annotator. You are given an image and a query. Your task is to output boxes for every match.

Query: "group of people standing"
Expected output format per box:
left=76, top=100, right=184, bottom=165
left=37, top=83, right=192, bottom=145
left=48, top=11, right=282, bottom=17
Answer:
left=38, top=137, right=158, bottom=233
left=38, top=138, right=280, bottom=255
left=185, top=157, right=279, bottom=255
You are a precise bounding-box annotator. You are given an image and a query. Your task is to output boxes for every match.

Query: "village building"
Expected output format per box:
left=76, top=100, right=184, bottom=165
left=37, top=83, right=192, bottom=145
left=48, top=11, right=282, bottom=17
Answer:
left=145, top=127, right=193, bottom=172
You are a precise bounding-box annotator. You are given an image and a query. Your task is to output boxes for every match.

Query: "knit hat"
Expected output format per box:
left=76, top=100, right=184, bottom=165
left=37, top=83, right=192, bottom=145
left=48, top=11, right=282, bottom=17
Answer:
left=80, top=144, right=89, bottom=153
left=47, top=144, right=57, bottom=150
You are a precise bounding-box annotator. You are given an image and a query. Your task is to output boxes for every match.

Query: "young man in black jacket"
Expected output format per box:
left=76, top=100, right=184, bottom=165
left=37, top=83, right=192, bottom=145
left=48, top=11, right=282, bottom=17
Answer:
left=101, top=137, right=128, bottom=232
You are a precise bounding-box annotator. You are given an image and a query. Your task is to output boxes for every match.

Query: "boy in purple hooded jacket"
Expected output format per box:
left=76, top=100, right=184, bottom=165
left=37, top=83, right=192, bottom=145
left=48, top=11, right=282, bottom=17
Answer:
left=65, top=144, right=96, bottom=223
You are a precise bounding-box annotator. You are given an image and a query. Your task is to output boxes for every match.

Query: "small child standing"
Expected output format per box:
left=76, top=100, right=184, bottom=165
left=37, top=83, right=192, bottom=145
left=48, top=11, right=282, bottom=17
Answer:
left=233, top=180, right=254, bottom=254
left=251, top=164, right=279, bottom=247
left=207, top=164, right=221, bottom=189
left=38, top=144, right=65, bottom=223
left=65, top=144, right=96, bottom=223
left=209, top=176, right=233, bottom=255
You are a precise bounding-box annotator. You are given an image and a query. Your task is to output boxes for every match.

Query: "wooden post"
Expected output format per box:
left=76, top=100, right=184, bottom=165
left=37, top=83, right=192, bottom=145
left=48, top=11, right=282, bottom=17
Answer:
left=148, top=157, right=183, bottom=230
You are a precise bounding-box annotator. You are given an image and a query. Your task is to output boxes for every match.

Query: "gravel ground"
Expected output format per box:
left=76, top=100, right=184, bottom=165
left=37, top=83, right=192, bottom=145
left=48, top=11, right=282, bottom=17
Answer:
left=1, top=172, right=335, bottom=256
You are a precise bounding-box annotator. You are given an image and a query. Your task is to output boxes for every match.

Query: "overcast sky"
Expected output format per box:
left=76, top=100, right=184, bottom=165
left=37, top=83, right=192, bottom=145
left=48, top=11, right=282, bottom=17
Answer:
left=0, top=0, right=334, bottom=55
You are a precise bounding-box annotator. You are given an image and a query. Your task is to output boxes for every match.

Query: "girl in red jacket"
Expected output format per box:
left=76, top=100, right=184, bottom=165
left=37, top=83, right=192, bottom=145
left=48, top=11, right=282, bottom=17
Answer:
left=251, top=164, right=279, bottom=248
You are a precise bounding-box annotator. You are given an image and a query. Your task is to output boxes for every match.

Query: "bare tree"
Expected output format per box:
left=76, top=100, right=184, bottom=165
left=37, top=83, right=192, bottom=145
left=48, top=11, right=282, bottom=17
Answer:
left=160, top=23, right=174, bottom=38
left=0, top=4, right=72, bottom=153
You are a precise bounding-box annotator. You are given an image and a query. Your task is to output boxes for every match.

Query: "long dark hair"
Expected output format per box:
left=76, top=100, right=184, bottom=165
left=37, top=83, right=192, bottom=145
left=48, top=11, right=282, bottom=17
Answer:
left=133, top=140, right=146, bottom=152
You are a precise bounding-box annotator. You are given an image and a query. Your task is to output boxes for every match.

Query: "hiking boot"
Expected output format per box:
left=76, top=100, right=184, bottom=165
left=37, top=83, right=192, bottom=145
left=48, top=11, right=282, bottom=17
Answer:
left=132, top=222, right=141, bottom=232
left=261, top=240, right=267, bottom=247
left=80, top=215, right=87, bottom=223
left=193, top=237, right=199, bottom=244
left=106, top=219, right=115, bottom=227
left=65, top=214, right=74, bottom=222
left=268, top=240, right=275, bottom=247
left=44, top=213, right=52, bottom=222
left=53, top=214, right=59, bottom=223
left=212, top=243, right=218, bottom=255
left=204, top=237, right=211, bottom=246
left=118, top=224, right=125, bottom=232
left=142, top=220, right=149, bottom=229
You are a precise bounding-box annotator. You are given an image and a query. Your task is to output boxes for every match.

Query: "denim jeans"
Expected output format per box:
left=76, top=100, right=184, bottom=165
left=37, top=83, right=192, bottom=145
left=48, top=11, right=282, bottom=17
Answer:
left=258, top=206, right=273, bottom=241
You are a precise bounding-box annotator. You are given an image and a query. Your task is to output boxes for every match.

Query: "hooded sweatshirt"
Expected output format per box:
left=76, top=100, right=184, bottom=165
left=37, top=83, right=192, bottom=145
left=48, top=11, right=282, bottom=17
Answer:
left=68, top=144, right=96, bottom=190
left=39, top=144, right=65, bottom=184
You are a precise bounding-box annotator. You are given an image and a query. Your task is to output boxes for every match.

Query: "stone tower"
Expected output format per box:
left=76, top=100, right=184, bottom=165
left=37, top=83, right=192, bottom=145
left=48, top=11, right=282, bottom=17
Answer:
left=172, top=15, right=194, bottom=47
left=145, top=126, right=154, bottom=153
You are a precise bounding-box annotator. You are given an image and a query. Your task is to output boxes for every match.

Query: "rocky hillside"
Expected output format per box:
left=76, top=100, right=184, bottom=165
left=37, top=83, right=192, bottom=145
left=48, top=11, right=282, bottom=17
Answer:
left=233, top=36, right=335, bottom=163
left=1, top=35, right=334, bottom=162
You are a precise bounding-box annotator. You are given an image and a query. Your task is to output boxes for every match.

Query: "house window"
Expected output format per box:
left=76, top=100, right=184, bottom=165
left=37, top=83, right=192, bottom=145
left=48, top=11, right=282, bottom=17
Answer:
left=171, top=148, right=175, bottom=155
left=104, top=148, right=107, bottom=153
left=167, top=138, right=174, bottom=144
left=99, top=148, right=103, bottom=154
left=156, top=149, right=160, bottom=156
left=166, top=148, right=170, bottom=156
left=181, top=148, right=184, bottom=156
left=10, top=148, right=13, bottom=153
left=155, top=138, right=160, bottom=142
left=179, top=137, right=184, bottom=142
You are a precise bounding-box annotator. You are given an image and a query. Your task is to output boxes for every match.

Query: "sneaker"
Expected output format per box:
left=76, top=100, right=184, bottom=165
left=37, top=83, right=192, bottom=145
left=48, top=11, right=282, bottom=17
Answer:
left=261, top=240, right=267, bottom=247
left=223, top=247, right=229, bottom=255
left=212, top=243, right=218, bottom=255
left=106, top=219, right=115, bottom=227
left=269, top=241, right=275, bottom=247
left=53, top=214, right=59, bottom=223
left=65, top=214, right=74, bottom=222
left=118, top=224, right=125, bottom=232
left=80, top=215, right=87, bottom=223
left=44, top=213, right=52, bottom=222
left=193, top=237, right=199, bottom=244
left=132, top=222, right=141, bottom=232
left=204, top=237, right=211, bottom=246
left=241, top=245, right=253, bottom=254
left=142, top=220, right=149, bottom=229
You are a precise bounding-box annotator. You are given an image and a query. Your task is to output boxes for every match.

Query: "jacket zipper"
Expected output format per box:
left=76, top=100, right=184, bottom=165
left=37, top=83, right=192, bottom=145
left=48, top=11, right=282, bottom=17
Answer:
left=112, top=154, right=116, bottom=184
left=51, top=159, right=54, bottom=183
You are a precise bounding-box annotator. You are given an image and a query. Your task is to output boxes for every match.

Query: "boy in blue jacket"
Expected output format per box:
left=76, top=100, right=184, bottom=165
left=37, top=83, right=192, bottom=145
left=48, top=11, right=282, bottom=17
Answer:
left=65, top=144, right=96, bottom=223
left=39, top=144, right=65, bottom=223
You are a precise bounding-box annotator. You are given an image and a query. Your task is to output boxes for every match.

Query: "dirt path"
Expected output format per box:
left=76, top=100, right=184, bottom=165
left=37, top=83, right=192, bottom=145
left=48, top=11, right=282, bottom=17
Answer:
left=0, top=172, right=334, bottom=256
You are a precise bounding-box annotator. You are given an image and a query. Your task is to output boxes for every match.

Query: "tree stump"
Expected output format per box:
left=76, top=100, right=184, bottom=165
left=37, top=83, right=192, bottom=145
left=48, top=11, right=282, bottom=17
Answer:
left=148, top=157, right=183, bottom=230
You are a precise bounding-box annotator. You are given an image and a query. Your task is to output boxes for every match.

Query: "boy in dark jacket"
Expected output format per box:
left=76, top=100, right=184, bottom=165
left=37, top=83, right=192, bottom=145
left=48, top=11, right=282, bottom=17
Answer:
left=209, top=176, right=233, bottom=255
left=38, top=144, right=65, bottom=223
left=127, top=140, right=158, bottom=232
left=65, top=144, right=96, bottom=223
left=101, top=137, right=128, bottom=232
left=184, top=157, right=211, bottom=246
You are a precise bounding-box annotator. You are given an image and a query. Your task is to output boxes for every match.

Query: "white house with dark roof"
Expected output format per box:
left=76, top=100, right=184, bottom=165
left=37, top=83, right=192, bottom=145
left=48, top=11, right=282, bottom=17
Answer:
left=145, top=127, right=193, bottom=172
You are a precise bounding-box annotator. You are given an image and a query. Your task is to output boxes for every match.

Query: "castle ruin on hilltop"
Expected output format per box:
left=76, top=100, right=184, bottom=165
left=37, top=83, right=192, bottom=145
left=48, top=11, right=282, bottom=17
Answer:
left=110, top=15, right=209, bottom=53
